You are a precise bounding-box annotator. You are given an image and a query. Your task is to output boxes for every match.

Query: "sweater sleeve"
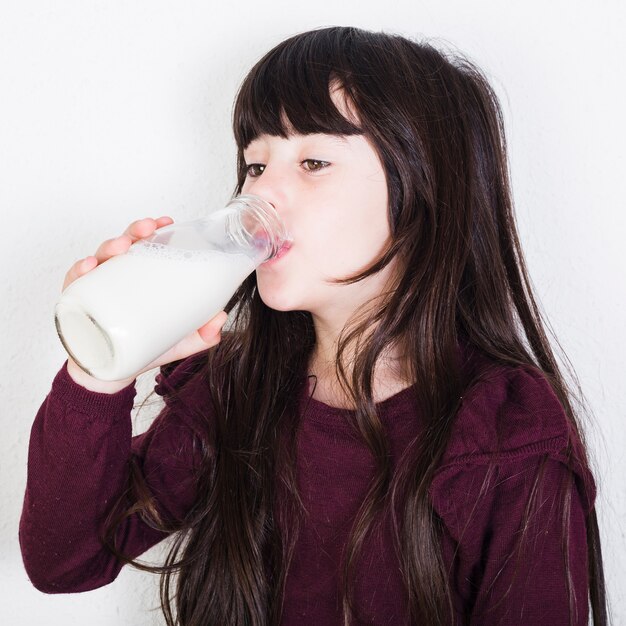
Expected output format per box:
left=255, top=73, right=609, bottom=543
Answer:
left=19, top=355, right=211, bottom=594
left=429, top=365, right=597, bottom=625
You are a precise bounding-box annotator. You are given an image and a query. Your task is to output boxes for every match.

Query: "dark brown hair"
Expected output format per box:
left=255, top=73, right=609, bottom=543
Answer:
left=103, top=26, right=608, bottom=625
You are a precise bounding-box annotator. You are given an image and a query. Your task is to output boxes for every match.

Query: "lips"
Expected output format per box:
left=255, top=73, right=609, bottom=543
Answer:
left=263, top=241, right=292, bottom=265
left=276, top=241, right=292, bottom=257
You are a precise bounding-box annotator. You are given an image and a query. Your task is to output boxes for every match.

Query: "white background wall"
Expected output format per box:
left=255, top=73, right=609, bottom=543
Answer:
left=1, top=1, right=624, bottom=624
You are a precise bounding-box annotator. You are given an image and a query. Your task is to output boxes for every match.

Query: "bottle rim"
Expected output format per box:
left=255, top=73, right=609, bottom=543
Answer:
left=228, top=194, right=293, bottom=261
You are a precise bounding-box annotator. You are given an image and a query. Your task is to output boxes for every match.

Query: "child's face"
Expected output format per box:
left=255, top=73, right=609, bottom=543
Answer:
left=241, top=90, right=396, bottom=317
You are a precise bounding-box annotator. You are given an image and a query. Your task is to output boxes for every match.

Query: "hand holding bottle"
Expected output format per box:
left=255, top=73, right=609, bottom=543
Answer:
left=55, top=195, right=290, bottom=386
left=63, top=216, right=228, bottom=393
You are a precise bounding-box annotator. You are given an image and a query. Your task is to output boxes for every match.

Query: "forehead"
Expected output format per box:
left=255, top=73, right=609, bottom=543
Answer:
left=328, top=80, right=360, bottom=125
left=235, top=70, right=364, bottom=151
left=243, top=129, right=351, bottom=151
left=244, top=86, right=360, bottom=151
left=276, top=80, right=360, bottom=127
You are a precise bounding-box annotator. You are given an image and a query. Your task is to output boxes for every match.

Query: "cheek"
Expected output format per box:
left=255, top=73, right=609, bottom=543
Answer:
left=299, top=213, right=389, bottom=278
left=321, top=181, right=390, bottom=267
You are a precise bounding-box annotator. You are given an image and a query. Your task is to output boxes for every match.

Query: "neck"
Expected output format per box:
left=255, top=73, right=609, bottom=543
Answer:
left=307, top=339, right=412, bottom=407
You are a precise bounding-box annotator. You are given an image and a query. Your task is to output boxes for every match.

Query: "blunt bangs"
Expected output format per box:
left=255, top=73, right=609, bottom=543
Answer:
left=232, top=31, right=365, bottom=149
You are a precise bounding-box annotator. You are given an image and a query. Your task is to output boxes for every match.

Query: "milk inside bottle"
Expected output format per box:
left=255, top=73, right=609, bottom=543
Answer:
left=54, top=195, right=292, bottom=381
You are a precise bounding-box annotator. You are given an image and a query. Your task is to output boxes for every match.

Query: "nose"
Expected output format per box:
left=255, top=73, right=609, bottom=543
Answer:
left=243, top=165, right=289, bottom=215
left=243, top=168, right=293, bottom=239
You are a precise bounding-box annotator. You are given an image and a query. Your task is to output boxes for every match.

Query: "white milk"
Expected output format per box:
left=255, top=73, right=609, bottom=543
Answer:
left=55, top=240, right=256, bottom=381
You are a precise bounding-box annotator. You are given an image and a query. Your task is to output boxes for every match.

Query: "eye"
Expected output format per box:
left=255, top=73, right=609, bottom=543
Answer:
left=244, top=159, right=331, bottom=178
left=245, top=163, right=265, bottom=178
left=301, top=159, right=330, bottom=173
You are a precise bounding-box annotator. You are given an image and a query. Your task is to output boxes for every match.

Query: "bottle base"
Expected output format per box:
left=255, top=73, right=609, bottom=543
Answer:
left=54, top=302, right=114, bottom=379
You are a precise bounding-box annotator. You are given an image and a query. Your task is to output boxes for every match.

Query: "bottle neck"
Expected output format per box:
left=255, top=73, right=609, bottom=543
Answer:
left=231, top=194, right=293, bottom=261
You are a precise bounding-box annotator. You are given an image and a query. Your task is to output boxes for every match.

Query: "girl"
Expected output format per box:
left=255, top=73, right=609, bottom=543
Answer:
left=20, top=26, right=607, bottom=626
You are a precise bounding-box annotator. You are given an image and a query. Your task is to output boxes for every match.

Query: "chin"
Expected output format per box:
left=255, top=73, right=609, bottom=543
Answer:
left=256, top=282, right=299, bottom=312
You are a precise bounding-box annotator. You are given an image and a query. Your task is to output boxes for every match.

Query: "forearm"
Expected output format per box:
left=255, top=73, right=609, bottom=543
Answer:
left=19, top=361, right=152, bottom=592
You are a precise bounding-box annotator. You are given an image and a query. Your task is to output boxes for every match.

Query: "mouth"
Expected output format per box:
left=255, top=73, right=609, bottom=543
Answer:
left=262, top=241, right=292, bottom=266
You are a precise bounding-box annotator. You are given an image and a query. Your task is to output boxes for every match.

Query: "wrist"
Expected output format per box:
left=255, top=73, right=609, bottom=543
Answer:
left=66, top=358, right=136, bottom=394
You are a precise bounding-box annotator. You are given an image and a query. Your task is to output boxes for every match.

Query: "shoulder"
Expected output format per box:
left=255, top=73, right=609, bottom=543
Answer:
left=429, top=358, right=597, bottom=519
left=442, top=361, right=569, bottom=463
left=425, top=358, right=598, bottom=623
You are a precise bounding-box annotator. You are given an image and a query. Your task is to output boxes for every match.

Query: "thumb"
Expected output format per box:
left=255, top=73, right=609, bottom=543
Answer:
left=197, top=310, right=229, bottom=344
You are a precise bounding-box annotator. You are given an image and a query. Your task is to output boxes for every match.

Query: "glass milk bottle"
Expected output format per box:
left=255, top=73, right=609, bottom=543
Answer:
left=54, top=194, right=292, bottom=381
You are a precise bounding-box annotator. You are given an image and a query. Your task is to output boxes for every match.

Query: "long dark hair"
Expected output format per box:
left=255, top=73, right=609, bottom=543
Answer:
left=103, top=26, right=608, bottom=625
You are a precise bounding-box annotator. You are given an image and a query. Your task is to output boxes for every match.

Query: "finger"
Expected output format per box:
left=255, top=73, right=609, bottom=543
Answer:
left=93, top=234, right=133, bottom=264
left=155, top=216, right=174, bottom=227
left=198, top=310, right=229, bottom=341
left=122, top=218, right=159, bottom=242
left=197, top=323, right=223, bottom=345
left=122, top=216, right=173, bottom=241
left=62, top=256, right=97, bottom=290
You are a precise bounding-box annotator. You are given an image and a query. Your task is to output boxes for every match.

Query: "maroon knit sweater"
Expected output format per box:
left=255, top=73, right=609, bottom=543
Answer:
left=19, top=344, right=596, bottom=625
